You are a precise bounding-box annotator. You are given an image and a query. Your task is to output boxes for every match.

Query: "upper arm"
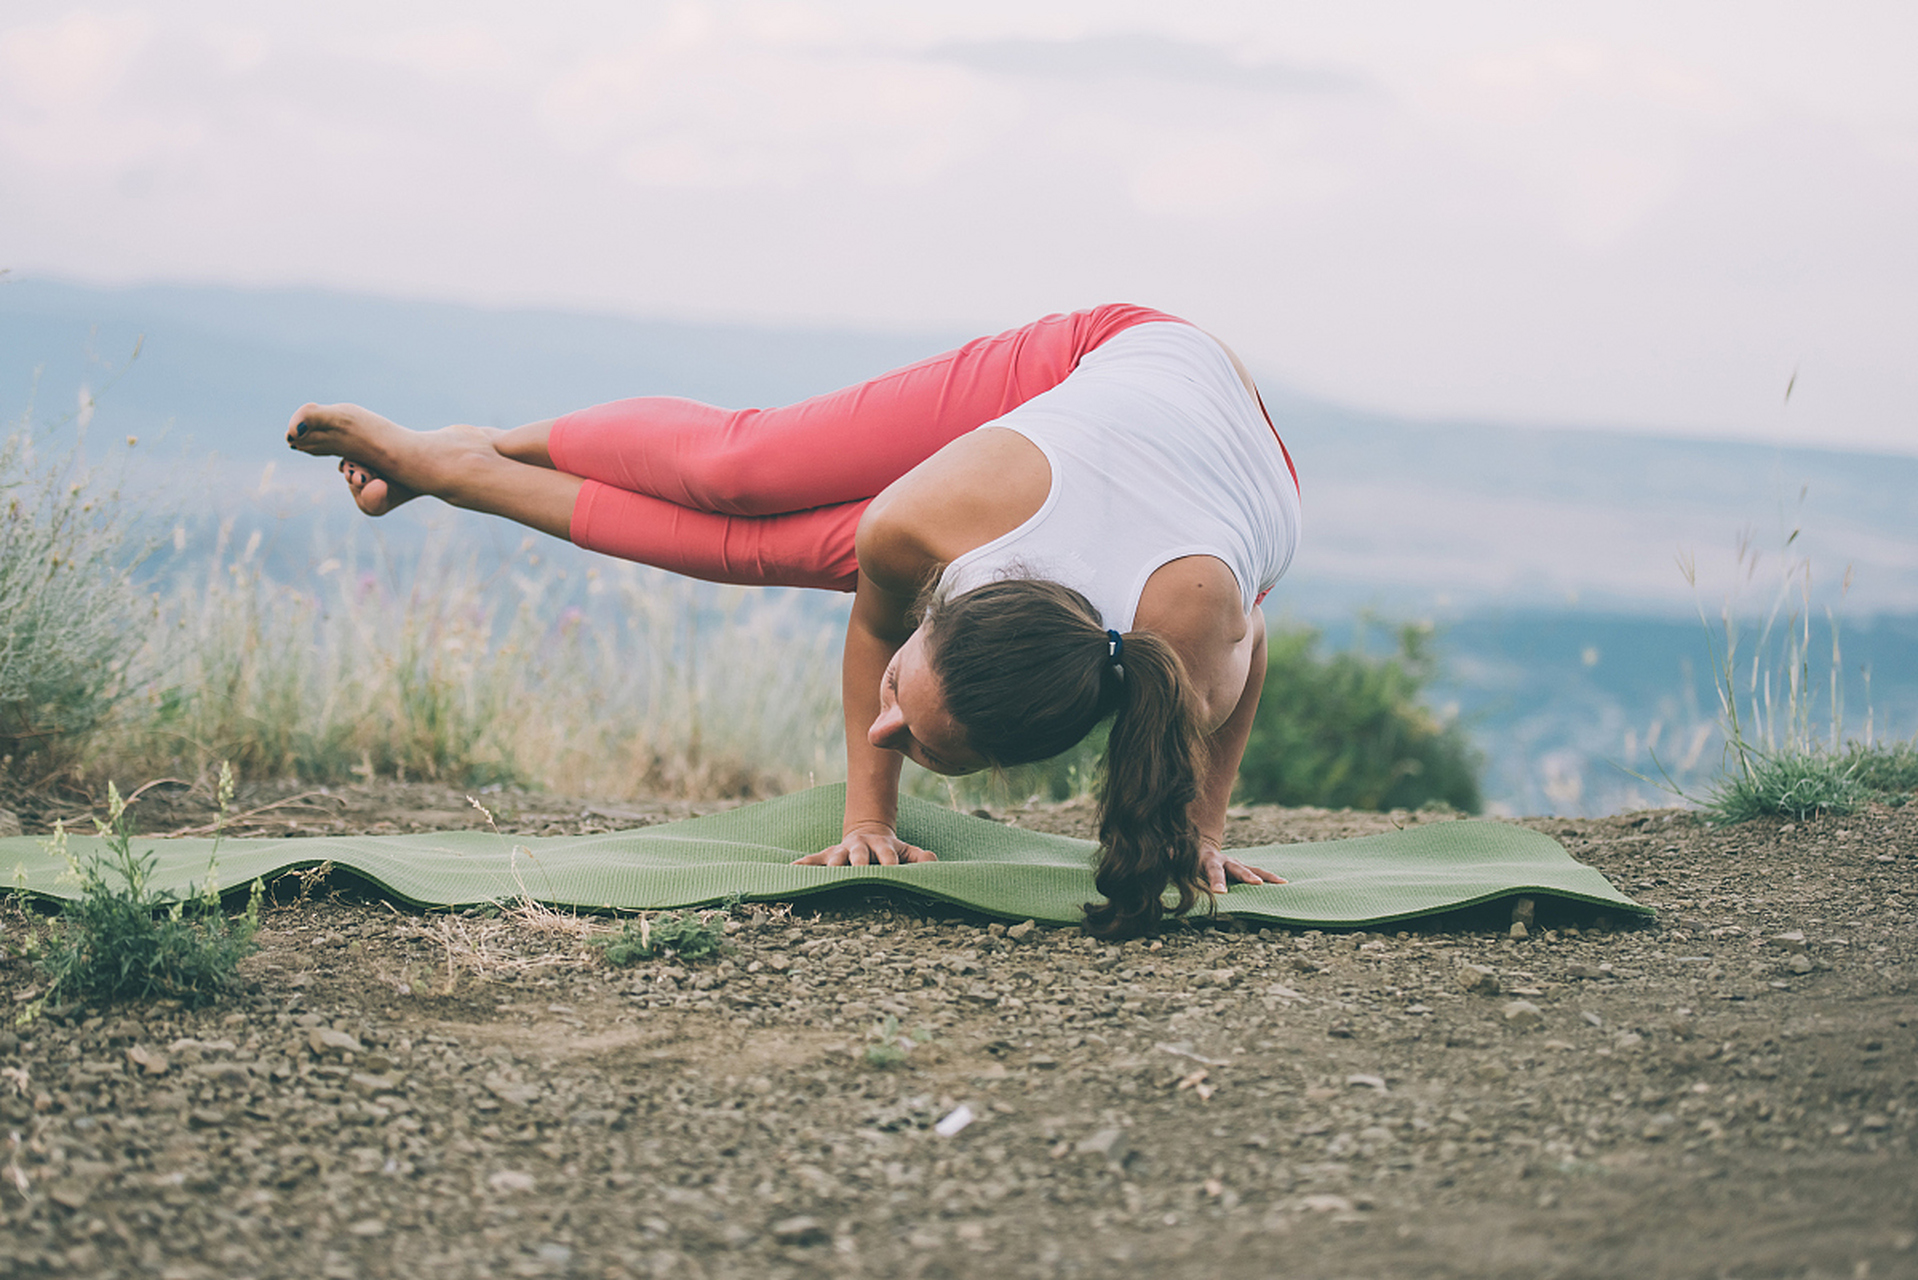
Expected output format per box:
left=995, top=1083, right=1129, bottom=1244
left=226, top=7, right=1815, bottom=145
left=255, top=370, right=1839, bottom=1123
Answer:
left=1135, top=557, right=1261, bottom=733
left=850, top=507, right=935, bottom=645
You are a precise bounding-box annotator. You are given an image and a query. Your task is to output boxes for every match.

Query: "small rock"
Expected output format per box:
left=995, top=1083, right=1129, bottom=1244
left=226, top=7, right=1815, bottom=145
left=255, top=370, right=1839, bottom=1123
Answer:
left=308, top=1028, right=364, bottom=1057
left=1568, top=963, right=1605, bottom=980
left=48, top=1184, right=89, bottom=1210
left=1076, top=1127, right=1130, bottom=1165
left=349, top=1073, right=399, bottom=1098
left=1787, top=955, right=1814, bottom=975
left=188, top=1107, right=227, bottom=1129
left=1345, top=1073, right=1388, bottom=1092
left=1299, top=1194, right=1355, bottom=1213
left=771, top=1215, right=828, bottom=1245
left=126, top=1045, right=170, bottom=1076
left=1006, top=920, right=1037, bottom=941
left=487, top=1170, right=536, bottom=1193
left=1509, top=922, right=1530, bottom=941
left=0, top=808, right=20, bottom=838
left=1458, top=964, right=1501, bottom=995
left=348, top=1219, right=386, bottom=1237
left=1503, top=1000, right=1544, bottom=1028
left=1767, top=932, right=1808, bottom=954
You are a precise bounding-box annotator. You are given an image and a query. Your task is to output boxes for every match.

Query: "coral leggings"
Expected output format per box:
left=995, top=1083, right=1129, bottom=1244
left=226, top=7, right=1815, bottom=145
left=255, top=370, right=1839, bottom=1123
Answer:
left=548, top=304, right=1183, bottom=592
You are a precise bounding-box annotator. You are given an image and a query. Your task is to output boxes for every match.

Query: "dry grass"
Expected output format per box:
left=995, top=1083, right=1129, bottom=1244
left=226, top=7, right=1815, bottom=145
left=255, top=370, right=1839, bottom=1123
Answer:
left=92, top=523, right=845, bottom=801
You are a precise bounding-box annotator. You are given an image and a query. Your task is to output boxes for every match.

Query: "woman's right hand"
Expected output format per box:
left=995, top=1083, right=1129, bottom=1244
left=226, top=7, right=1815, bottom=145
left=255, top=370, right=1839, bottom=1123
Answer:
left=794, top=823, right=937, bottom=867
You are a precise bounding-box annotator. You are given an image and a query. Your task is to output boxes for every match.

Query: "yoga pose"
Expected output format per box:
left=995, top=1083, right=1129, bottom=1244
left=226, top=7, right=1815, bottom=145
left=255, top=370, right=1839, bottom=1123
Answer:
left=286, top=304, right=1301, bottom=936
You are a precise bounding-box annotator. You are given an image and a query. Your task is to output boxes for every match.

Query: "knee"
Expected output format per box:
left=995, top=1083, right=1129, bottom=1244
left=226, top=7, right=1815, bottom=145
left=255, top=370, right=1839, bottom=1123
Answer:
left=676, top=436, right=792, bottom=515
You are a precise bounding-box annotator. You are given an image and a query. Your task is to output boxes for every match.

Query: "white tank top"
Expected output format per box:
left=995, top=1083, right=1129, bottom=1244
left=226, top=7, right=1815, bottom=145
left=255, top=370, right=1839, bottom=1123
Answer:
left=937, top=322, right=1301, bottom=631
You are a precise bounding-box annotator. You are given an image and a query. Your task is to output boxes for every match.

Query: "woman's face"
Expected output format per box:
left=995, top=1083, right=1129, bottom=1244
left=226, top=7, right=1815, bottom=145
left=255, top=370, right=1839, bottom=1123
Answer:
left=869, top=629, right=983, bottom=776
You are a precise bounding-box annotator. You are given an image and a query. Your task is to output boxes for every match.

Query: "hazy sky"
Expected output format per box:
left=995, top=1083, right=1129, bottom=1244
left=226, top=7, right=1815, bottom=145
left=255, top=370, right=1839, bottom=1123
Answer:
left=4, top=1, right=1915, bottom=454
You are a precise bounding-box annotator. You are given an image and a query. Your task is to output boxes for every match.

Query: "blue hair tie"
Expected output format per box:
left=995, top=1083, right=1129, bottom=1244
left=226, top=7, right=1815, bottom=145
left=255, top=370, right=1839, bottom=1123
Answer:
left=1105, top=629, right=1125, bottom=670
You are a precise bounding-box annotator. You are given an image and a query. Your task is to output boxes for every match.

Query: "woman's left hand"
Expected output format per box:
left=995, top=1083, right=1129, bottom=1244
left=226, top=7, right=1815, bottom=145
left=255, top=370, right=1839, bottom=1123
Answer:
left=1200, top=836, right=1286, bottom=896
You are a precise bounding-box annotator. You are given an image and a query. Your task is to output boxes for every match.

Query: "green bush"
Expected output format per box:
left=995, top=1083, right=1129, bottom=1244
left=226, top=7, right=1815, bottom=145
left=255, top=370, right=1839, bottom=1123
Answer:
left=1236, top=622, right=1481, bottom=812
left=1842, top=741, right=1918, bottom=798
left=0, top=423, right=146, bottom=768
left=32, top=774, right=261, bottom=1013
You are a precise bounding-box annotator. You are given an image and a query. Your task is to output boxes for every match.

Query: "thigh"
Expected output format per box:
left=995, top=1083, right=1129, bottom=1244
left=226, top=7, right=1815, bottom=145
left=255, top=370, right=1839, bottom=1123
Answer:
left=548, top=304, right=1180, bottom=516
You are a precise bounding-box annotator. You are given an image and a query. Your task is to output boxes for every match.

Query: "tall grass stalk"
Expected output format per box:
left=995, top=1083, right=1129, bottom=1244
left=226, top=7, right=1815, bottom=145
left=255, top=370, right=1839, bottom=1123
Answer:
left=1678, top=528, right=1909, bottom=821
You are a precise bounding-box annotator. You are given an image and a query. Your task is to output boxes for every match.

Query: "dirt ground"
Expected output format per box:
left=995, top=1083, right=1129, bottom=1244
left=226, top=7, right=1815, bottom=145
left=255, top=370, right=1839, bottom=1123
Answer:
left=0, top=780, right=1914, bottom=1280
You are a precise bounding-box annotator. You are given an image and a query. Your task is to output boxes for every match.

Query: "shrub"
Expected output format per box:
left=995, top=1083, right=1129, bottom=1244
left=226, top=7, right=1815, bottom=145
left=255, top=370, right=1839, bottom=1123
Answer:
left=1236, top=622, right=1481, bottom=812
left=0, top=421, right=146, bottom=770
left=32, top=770, right=261, bottom=1012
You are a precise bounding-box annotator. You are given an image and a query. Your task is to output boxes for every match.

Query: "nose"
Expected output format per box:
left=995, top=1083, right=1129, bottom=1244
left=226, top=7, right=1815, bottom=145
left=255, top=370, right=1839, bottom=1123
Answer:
left=868, top=701, right=908, bottom=750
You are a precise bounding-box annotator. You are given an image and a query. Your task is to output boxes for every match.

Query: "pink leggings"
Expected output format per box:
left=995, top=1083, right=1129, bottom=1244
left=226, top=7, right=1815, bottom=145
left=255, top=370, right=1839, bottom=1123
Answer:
left=548, top=304, right=1183, bottom=592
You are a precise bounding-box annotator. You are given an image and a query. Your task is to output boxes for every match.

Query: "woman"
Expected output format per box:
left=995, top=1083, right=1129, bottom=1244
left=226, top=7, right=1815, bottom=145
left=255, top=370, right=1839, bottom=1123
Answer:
left=286, top=304, right=1299, bottom=936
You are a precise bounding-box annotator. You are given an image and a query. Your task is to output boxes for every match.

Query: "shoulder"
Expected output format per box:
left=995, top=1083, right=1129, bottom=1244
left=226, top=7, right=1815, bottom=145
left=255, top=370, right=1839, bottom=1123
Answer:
left=1134, top=556, right=1256, bottom=728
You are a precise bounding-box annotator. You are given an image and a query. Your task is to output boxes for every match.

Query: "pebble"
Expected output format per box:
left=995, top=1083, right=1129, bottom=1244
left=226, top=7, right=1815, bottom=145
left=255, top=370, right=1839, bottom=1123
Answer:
left=771, top=1215, right=828, bottom=1245
left=1787, top=955, right=1815, bottom=975
left=487, top=1170, right=537, bottom=1193
left=126, top=1046, right=170, bottom=1076
left=308, top=1028, right=364, bottom=1056
left=1076, top=1127, right=1130, bottom=1165
left=1459, top=964, right=1501, bottom=995
left=1509, top=922, right=1530, bottom=940
left=1767, top=932, right=1809, bottom=953
left=1006, top=920, right=1037, bottom=941
left=1502, top=1001, right=1545, bottom=1028
left=1299, top=1194, right=1356, bottom=1213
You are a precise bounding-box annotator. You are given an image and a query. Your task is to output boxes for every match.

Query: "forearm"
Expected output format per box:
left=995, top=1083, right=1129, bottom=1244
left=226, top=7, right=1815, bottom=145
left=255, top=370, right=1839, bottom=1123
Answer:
left=841, top=583, right=909, bottom=834
left=1190, top=620, right=1267, bottom=844
left=836, top=579, right=909, bottom=836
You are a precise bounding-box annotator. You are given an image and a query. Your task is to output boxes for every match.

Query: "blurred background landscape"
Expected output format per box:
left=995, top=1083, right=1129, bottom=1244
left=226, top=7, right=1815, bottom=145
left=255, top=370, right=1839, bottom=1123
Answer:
left=6, top=277, right=1912, bottom=815
left=3, top=2, right=1913, bottom=817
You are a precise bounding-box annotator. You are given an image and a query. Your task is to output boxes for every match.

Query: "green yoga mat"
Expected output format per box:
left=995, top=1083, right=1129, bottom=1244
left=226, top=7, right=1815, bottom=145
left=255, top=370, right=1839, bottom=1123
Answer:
left=0, top=785, right=1647, bottom=928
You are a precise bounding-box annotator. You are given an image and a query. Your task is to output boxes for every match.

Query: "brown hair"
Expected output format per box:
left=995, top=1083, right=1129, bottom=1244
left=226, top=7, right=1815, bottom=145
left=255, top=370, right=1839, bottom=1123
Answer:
left=920, top=579, right=1210, bottom=937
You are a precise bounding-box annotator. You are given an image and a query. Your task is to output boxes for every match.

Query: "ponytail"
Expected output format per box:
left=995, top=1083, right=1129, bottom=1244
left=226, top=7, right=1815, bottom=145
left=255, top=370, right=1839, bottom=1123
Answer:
left=1081, top=631, right=1209, bottom=938
left=922, top=578, right=1210, bottom=939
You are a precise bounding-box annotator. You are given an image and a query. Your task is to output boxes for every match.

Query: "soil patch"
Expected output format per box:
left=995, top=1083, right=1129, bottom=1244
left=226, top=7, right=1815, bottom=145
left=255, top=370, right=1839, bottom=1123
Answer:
left=2, top=784, right=1914, bottom=1278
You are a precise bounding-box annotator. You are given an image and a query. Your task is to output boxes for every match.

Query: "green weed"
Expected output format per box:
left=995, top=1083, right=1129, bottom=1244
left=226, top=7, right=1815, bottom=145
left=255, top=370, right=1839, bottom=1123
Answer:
left=31, top=766, right=261, bottom=1015
left=593, top=906, right=730, bottom=965
left=1678, top=531, right=1917, bottom=823
left=863, top=1014, right=931, bottom=1068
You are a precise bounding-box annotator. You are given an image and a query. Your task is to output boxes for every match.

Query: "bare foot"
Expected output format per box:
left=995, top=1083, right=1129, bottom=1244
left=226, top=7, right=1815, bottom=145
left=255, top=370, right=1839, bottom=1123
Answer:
left=338, top=459, right=419, bottom=517
left=286, top=403, right=495, bottom=517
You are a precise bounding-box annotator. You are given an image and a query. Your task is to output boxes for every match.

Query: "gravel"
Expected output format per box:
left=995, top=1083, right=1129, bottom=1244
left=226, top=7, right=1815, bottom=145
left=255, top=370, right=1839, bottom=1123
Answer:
left=0, top=789, right=1914, bottom=1278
